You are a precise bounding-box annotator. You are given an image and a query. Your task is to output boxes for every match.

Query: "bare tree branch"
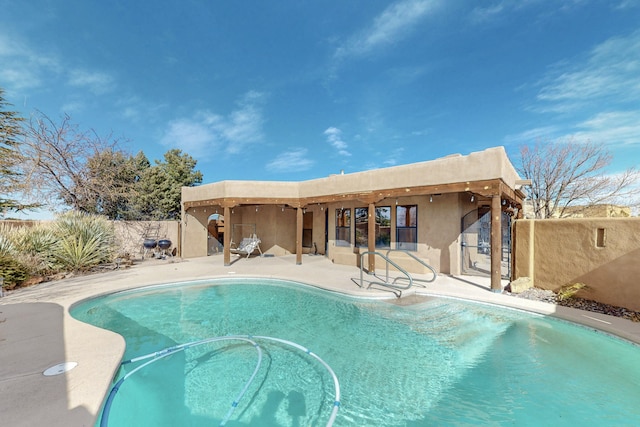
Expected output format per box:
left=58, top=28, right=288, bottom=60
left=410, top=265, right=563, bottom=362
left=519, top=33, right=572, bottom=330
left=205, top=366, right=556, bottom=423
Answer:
left=19, top=111, right=123, bottom=212
left=518, top=140, right=640, bottom=218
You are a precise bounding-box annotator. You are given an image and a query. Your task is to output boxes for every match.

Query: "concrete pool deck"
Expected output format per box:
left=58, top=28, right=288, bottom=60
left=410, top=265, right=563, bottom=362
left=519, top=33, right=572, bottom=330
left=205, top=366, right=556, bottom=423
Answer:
left=2, top=254, right=640, bottom=427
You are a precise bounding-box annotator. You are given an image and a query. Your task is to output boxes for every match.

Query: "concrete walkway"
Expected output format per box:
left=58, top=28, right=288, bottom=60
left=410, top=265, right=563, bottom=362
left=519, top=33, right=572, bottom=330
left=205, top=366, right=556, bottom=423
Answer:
left=2, top=254, right=640, bottom=427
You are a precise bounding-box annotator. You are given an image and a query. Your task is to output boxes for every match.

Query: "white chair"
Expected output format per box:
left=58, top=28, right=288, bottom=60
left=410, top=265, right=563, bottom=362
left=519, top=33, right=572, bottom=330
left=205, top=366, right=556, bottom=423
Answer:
left=229, top=234, right=262, bottom=258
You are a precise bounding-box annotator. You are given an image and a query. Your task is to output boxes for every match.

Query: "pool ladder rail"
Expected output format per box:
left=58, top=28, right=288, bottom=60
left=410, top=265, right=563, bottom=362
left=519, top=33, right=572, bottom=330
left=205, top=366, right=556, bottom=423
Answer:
left=353, top=249, right=437, bottom=297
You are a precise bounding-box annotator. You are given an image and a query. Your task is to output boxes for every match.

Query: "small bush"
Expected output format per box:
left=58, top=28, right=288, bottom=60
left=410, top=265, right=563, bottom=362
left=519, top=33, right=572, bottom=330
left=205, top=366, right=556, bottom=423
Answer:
left=557, top=283, right=587, bottom=301
left=0, top=256, right=30, bottom=290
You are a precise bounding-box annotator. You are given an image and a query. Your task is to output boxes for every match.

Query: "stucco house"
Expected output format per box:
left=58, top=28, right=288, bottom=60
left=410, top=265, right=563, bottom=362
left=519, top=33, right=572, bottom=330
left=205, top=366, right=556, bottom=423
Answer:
left=181, top=146, right=527, bottom=291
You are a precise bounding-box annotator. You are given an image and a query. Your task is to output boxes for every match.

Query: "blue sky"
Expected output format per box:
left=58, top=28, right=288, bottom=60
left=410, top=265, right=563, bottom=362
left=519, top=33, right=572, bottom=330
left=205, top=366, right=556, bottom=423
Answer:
left=2, top=0, right=639, bottom=190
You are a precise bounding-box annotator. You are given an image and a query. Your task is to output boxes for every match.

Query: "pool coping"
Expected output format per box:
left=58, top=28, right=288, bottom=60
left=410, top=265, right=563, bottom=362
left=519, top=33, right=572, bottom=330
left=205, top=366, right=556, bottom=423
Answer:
left=2, top=254, right=640, bottom=427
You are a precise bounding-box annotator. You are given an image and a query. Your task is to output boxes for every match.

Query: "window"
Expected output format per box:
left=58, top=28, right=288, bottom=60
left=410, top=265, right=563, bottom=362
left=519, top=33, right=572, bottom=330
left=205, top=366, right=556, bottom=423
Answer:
left=335, top=208, right=351, bottom=246
left=396, top=205, right=417, bottom=251
left=355, top=207, right=368, bottom=247
left=375, top=206, right=391, bottom=248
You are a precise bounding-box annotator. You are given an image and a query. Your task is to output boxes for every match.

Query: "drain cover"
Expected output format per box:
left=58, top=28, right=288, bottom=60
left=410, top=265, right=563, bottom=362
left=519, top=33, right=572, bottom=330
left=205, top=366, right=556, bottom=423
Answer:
left=43, top=362, right=78, bottom=376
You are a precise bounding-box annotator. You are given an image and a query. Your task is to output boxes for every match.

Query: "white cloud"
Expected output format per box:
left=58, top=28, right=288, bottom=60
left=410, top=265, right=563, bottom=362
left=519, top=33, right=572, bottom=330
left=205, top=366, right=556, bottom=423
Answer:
left=563, top=110, right=640, bottom=146
left=469, top=3, right=506, bottom=23
left=67, top=69, right=115, bottom=94
left=160, top=91, right=267, bottom=160
left=333, top=0, right=439, bottom=62
left=615, top=0, right=640, bottom=9
left=536, top=30, right=640, bottom=112
left=0, top=30, right=117, bottom=109
left=324, top=127, right=351, bottom=157
left=504, top=126, right=561, bottom=144
left=266, top=148, right=315, bottom=173
left=60, top=100, right=86, bottom=114
left=518, top=30, right=640, bottom=150
left=0, top=32, right=61, bottom=90
left=510, top=111, right=640, bottom=148
left=161, top=119, right=218, bottom=160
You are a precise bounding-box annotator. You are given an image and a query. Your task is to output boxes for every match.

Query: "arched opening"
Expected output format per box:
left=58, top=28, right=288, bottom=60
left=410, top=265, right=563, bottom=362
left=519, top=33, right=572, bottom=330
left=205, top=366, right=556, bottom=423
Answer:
left=207, top=213, right=224, bottom=255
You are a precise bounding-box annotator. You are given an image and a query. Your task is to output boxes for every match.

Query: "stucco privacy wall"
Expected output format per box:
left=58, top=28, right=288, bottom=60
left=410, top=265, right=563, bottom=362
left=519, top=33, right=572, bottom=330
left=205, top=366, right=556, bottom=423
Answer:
left=513, top=218, right=640, bottom=311
left=112, top=221, right=180, bottom=258
left=1, top=220, right=180, bottom=259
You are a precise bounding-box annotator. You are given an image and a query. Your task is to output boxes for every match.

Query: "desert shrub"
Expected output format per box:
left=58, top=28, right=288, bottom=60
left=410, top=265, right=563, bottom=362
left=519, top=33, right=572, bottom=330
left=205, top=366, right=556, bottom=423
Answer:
left=557, top=283, right=587, bottom=301
left=0, top=256, right=29, bottom=290
left=0, top=223, right=17, bottom=258
left=10, top=224, right=58, bottom=273
left=51, top=212, right=116, bottom=271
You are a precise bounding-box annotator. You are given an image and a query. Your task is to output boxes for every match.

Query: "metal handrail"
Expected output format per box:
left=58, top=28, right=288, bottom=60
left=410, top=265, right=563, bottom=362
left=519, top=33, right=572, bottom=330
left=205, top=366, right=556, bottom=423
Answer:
left=356, top=251, right=413, bottom=297
left=384, top=249, right=437, bottom=285
left=353, top=250, right=437, bottom=297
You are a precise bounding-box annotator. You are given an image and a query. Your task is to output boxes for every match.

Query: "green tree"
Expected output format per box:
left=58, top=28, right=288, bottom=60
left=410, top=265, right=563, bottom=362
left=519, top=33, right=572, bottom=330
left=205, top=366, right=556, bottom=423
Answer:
left=0, top=88, right=29, bottom=216
left=133, top=149, right=203, bottom=220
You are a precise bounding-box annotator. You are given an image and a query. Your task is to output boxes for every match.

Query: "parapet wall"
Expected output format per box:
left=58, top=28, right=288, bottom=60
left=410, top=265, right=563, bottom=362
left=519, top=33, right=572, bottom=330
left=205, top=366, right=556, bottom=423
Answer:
left=513, top=218, right=640, bottom=311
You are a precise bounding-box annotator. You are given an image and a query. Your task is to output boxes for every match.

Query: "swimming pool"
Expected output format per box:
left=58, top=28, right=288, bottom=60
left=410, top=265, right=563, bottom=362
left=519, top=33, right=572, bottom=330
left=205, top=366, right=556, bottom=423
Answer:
left=71, top=278, right=640, bottom=426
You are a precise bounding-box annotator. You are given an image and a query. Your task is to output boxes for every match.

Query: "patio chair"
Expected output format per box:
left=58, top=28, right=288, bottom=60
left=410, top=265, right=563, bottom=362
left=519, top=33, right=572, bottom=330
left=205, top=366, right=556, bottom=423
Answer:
left=230, top=234, right=263, bottom=258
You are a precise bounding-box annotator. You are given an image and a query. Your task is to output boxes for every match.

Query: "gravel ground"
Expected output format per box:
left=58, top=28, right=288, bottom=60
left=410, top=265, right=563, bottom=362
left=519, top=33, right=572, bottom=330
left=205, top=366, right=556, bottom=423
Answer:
left=508, top=287, right=640, bottom=322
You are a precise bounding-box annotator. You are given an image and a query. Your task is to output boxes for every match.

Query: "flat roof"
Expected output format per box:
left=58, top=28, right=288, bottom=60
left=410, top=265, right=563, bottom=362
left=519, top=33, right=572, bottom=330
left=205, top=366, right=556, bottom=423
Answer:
left=182, top=146, right=524, bottom=208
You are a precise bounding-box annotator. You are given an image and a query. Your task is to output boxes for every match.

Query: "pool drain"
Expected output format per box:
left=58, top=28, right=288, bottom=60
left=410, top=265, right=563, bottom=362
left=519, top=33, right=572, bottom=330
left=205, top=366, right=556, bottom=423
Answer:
left=43, top=362, right=78, bottom=376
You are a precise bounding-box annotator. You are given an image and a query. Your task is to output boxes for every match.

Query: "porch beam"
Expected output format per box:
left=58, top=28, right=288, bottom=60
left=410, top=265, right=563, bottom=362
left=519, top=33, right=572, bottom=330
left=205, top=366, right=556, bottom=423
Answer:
left=223, top=206, right=231, bottom=266
left=296, top=207, right=303, bottom=265
left=368, top=202, right=376, bottom=273
left=490, top=195, right=502, bottom=292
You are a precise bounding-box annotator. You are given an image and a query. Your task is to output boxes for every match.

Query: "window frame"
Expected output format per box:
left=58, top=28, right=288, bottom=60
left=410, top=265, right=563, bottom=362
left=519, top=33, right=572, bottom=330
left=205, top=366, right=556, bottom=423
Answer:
left=396, top=204, right=418, bottom=251
left=355, top=207, right=368, bottom=248
left=375, top=206, right=392, bottom=249
left=335, top=208, right=351, bottom=247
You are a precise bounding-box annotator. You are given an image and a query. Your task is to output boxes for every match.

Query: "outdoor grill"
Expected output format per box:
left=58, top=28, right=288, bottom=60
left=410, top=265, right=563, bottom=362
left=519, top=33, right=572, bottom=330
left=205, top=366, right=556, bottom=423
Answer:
left=142, top=239, right=157, bottom=259
left=157, top=239, right=173, bottom=258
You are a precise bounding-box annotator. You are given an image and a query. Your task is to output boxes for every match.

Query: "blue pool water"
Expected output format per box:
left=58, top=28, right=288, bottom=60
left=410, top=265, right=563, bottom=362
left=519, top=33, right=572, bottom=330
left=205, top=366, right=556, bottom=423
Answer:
left=71, top=278, right=640, bottom=426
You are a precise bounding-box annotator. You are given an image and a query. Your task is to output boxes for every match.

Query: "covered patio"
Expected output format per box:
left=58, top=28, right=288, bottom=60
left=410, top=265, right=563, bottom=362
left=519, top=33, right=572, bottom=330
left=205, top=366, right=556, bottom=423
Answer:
left=181, top=147, right=527, bottom=291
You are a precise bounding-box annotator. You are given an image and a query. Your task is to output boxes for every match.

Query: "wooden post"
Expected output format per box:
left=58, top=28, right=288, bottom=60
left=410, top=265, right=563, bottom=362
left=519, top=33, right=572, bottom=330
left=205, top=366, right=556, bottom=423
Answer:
left=223, top=206, right=231, bottom=266
left=296, top=207, right=303, bottom=265
left=490, top=195, right=502, bottom=292
left=368, top=203, right=376, bottom=273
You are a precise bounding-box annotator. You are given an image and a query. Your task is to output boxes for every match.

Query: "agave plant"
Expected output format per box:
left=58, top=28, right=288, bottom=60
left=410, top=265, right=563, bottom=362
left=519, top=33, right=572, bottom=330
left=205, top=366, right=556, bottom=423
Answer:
left=51, top=211, right=117, bottom=271
left=0, top=223, right=17, bottom=258
left=10, top=224, right=59, bottom=272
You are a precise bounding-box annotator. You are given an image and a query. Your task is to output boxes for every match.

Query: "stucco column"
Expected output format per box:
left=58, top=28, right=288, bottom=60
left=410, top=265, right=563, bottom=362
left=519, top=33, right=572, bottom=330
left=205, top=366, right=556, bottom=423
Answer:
left=224, top=206, right=231, bottom=266
left=490, top=195, right=502, bottom=292
left=368, top=202, right=376, bottom=273
left=296, top=207, right=303, bottom=265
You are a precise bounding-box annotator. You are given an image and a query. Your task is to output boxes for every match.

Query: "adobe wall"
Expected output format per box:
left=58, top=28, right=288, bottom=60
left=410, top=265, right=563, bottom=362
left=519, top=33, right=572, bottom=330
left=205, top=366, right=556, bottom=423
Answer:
left=112, top=221, right=180, bottom=258
left=513, top=218, right=640, bottom=311
left=1, top=219, right=181, bottom=259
